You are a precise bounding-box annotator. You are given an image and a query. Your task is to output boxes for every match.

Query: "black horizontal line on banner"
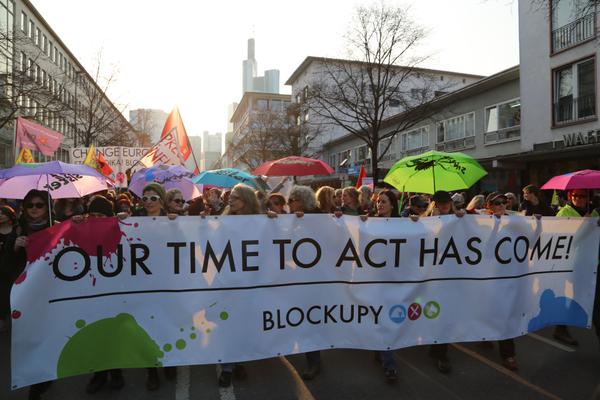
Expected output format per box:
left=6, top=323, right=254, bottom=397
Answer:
left=47, top=269, right=573, bottom=304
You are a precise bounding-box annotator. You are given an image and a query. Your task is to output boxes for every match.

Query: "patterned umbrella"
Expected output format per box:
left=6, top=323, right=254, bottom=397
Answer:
left=129, top=165, right=202, bottom=200
left=0, top=161, right=112, bottom=199
left=383, top=150, right=487, bottom=194
left=192, top=168, right=260, bottom=189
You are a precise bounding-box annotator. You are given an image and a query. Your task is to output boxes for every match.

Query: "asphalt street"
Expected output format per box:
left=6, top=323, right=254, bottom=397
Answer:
left=2, top=326, right=599, bottom=400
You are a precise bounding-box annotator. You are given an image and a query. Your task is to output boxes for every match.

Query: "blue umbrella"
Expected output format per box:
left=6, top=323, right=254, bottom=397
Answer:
left=192, top=168, right=260, bottom=189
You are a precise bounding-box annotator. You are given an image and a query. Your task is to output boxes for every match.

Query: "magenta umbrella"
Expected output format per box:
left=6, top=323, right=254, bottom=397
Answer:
left=541, top=169, right=600, bottom=190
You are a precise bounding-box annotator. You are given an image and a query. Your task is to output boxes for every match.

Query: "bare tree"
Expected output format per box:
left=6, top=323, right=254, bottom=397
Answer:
left=129, top=109, right=158, bottom=147
left=73, top=51, right=132, bottom=147
left=0, top=28, right=72, bottom=133
left=306, top=2, right=454, bottom=184
left=227, top=105, right=319, bottom=170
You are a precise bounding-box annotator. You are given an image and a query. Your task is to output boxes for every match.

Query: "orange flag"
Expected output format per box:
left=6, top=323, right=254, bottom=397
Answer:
left=96, top=150, right=113, bottom=177
left=160, top=107, right=191, bottom=161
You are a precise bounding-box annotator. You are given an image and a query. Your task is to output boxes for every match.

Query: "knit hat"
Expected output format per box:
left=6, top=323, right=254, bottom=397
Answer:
left=88, top=195, right=114, bottom=217
left=142, top=183, right=166, bottom=201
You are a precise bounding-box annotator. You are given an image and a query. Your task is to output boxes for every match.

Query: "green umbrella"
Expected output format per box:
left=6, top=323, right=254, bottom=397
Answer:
left=383, top=150, right=487, bottom=194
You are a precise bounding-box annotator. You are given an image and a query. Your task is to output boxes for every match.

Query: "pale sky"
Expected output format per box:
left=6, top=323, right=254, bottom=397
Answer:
left=30, top=0, right=519, bottom=138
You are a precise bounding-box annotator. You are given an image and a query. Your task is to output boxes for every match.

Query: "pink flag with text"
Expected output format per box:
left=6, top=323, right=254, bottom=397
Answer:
left=16, top=117, right=63, bottom=156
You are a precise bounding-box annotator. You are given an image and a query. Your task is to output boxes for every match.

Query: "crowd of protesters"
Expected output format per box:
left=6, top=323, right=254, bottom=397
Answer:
left=1, top=181, right=599, bottom=398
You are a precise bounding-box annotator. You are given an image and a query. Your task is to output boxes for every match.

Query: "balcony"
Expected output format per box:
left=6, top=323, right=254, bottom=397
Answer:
left=552, top=13, right=595, bottom=53
left=435, top=136, right=475, bottom=152
left=554, top=94, right=596, bottom=125
left=484, top=126, right=520, bottom=145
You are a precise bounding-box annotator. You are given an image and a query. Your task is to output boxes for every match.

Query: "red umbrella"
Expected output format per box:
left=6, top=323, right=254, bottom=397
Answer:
left=541, top=169, right=600, bottom=190
left=253, top=156, right=334, bottom=177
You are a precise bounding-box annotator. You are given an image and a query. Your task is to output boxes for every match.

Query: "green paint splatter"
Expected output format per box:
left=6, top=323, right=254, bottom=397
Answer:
left=219, top=311, right=229, bottom=321
left=190, top=333, right=197, bottom=340
left=176, top=339, right=186, bottom=350
left=57, top=313, right=163, bottom=379
left=163, top=343, right=172, bottom=352
left=75, top=320, right=86, bottom=329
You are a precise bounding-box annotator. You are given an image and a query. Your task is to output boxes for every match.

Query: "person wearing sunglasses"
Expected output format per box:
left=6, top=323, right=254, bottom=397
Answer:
left=556, top=189, right=599, bottom=218
left=0, top=205, right=18, bottom=333
left=484, top=192, right=519, bottom=371
left=165, top=188, right=187, bottom=216
left=13, top=190, right=54, bottom=400
left=133, top=183, right=167, bottom=218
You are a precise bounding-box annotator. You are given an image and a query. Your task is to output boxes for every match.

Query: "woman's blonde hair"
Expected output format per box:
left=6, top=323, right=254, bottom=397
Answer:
left=466, top=194, right=485, bottom=211
left=422, top=200, right=457, bottom=217
left=315, top=186, right=336, bottom=213
left=223, top=184, right=261, bottom=215
left=165, top=188, right=183, bottom=204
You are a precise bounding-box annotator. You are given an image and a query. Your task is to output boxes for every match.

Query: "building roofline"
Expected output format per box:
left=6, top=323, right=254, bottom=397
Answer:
left=284, top=56, right=486, bottom=86
left=230, top=91, right=292, bottom=122
left=323, top=64, right=520, bottom=148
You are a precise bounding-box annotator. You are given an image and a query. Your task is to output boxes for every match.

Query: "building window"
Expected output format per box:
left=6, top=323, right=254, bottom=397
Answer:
left=53, top=47, right=57, bottom=63
left=485, top=99, right=521, bottom=132
left=20, top=11, right=26, bottom=32
left=389, top=98, right=400, bottom=107
left=255, top=99, right=268, bottom=111
left=402, top=126, right=429, bottom=151
left=551, top=0, right=596, bottom=53
left=20, top=52, right=26, bottom=71
left=42, top=34, right=47, bottom=53
left=48, top=41, right=53, bottom=58
left=436, top=112, right=475, bottom=142
left=554, top=57, right=595, bottom=124
left=28, top=20, right=33, bottom=39
left=35, top=27, right=40, bottom=46
left=27, top=58, right=33, bottom=78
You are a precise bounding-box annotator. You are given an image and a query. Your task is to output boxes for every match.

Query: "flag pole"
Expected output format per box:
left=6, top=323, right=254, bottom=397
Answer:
left=13, top=112, right=20, bottom=165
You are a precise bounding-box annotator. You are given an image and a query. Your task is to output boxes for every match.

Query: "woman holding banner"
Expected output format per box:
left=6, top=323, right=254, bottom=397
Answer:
left=415, top=191, right=464, bottom=374
left=360, top=189, right=401, bottom=382
left=483, top=192, right=519, bottom=371
left=12, top=190, right=54, bottom=400
left=217, top=183, right=262, bottom=387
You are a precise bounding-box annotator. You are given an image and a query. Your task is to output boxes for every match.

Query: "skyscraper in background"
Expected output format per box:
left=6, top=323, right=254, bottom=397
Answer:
left=242, top=38, right=280, bottom=94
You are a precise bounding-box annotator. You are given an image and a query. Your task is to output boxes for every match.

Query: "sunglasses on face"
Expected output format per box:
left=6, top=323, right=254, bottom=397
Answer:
left=171, top=199, right=185, bottom=204
left=142, top=195, right=160, bottom=203
left=493, top=200, right=507, bottom=206
left=25, top=202, right=46, bottom=209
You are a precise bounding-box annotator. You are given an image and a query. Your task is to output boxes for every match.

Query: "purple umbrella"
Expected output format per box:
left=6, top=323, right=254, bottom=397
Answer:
left=129, top=165, right=202, bottom=201
left=0, top=161, right=112, bottom=199
left=541, top=169, right=600, bottom=190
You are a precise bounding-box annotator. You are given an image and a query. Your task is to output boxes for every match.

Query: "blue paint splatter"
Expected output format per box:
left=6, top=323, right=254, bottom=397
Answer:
left=528, top=289, right=588, bottom=332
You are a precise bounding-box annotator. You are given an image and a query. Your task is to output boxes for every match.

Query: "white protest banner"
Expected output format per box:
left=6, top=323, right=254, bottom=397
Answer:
left=70, top=147, right=150, bottom=187
left=11, top=215, right=599, bottom=388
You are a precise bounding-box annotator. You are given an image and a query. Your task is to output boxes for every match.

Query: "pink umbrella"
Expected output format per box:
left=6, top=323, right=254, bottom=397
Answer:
left=541, top=169, right=600, bottom=190
left=0, top=161, right=112, bottom=199
left=253, top=156, right=334, bottom=177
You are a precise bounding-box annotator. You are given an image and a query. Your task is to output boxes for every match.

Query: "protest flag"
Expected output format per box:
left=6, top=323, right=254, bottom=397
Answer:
left=96, top=150, right=113, bottom=177
left=161, top=108, right=192, bottom=161
left=15, top=148, right=34, bottom=164
left=130, top=128, right=185, bottom=174
left=15, top=117, right=63, bottom=156
left=355, top=163, right=366, bottom=188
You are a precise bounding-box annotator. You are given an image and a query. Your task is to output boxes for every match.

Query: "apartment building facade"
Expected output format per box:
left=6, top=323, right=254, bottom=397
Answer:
left=0, top=0, right=134, bottom=168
